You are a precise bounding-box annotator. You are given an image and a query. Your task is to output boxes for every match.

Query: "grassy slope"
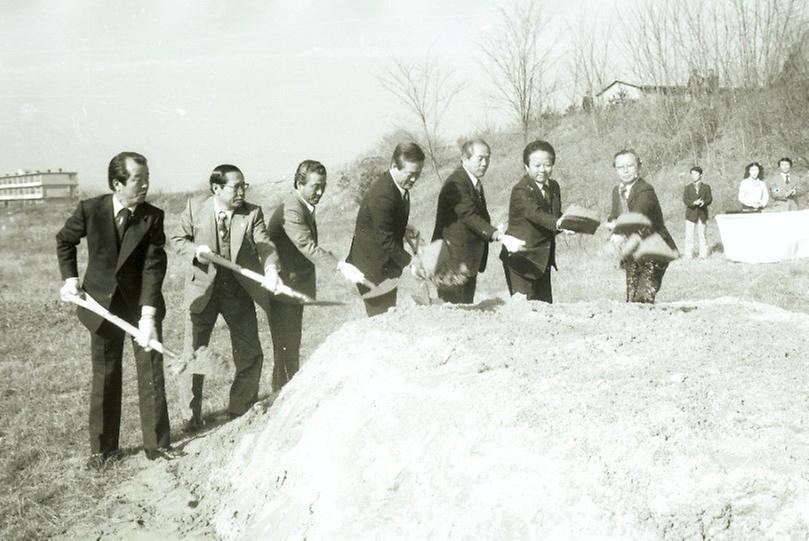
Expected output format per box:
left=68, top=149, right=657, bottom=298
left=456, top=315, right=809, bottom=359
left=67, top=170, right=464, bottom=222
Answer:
left=2, top=95, right=809, bottom=538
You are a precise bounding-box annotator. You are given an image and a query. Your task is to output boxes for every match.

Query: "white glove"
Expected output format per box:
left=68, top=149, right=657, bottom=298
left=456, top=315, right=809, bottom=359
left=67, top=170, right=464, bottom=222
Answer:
left=60, top=278, right=82, bottom=302
left=262, top=266, right=280, bottom=293
left=560, top=229, right=576, bottom=236
left=496, top=222, right=507, bottom=236
left=501, top=234, right=526, bottom=253
left=410, top=256, right=427, bottom=279
left=405, top=224, right=420, bottom=241
left=195, top=244, right=212, bottom=260
left=604, top=220, right=616, bottom=232
left=337, top=261, right=368, bottom=285
left=137, top=315, right=157, bottom=351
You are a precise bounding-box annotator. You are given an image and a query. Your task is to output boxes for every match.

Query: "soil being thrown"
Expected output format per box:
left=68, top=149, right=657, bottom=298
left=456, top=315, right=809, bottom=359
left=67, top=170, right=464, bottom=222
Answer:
left=68, top=297, right=809, bottom=539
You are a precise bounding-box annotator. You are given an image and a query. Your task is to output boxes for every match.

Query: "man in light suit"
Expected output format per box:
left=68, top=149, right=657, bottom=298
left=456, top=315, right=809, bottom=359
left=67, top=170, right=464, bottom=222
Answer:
left=56, top=151, right=171, bottom=466
left=172, top=164, right=282, bottom=431
left=431, top=139, right=504, bottom=304
left=768, top=157, right=803, bottom=211
left=267, top=160, right=366, bottom=391
left=346, top=142, right=425, bottom=316
left=682, top=166, right=713, bottom=259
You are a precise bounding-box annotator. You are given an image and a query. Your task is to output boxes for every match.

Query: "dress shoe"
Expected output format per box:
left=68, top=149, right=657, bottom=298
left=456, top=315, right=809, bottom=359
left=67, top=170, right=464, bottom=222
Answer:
left=86, top=453, right=107, bottom=470
left=183, top=415, right=206, bottom=434
left=144, top=447, right=183, bottom=461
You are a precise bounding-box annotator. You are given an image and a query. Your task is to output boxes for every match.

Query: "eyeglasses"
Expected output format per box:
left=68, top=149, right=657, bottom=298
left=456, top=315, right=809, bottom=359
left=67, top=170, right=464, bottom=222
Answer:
left=223, top=182, right=250, bottom=192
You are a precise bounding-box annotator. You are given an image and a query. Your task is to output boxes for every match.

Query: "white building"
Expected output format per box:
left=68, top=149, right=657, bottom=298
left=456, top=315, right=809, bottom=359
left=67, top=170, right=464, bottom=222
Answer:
left=0, top=169, right=78, bottom=204
left=594, top=80, right=689, bottom=108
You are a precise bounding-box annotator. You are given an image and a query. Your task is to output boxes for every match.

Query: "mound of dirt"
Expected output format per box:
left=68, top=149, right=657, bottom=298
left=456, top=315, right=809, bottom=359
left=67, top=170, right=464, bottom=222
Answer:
left=169, top=297, right=809, bottom=539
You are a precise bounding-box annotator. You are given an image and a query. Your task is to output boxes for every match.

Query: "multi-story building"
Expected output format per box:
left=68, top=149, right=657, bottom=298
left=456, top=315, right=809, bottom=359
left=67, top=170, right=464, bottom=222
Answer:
left=0, top=169, right=78, bottom=204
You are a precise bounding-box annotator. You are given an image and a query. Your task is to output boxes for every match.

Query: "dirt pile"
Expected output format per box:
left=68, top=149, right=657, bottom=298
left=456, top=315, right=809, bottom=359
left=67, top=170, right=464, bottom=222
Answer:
left=169, top=297, right=809, bottom=539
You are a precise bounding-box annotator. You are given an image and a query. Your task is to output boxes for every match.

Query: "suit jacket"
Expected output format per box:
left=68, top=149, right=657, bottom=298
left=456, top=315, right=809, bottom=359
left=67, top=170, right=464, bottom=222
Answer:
left=431, top=166, right=497, bottom=274
left=346, top=172, right=411, bottom=285
left=499, top=175, right=561, bottom=279
left=267, top=191, right=338, bottom=299
left=56, top=193, right=167, bottom=333
left=682, top=182, right=713, bottom=222
left=767, top=172, right=803, bottom=211
left=609, top=178, right=677, bottom=250
left=171, top=196, right=279, bottom=314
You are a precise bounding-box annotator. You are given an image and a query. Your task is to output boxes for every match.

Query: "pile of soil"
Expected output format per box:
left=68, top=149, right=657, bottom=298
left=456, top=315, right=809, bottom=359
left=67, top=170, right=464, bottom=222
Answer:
left=64, top=297, right=809, bottom=539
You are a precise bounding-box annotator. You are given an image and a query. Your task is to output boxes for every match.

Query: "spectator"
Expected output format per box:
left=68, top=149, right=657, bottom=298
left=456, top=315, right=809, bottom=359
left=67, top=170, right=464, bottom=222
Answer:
left=737, top=162, right=769, bottom=211
left=683, top=166, right=712, bottom=259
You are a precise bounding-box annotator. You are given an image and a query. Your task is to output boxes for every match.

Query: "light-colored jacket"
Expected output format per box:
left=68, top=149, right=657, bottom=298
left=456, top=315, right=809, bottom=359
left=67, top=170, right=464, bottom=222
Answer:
left=171, top=196, right=279, bottom=314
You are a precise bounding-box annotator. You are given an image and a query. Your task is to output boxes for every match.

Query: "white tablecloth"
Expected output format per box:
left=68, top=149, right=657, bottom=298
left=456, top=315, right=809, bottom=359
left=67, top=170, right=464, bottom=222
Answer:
left=715, top=210, right=809, bottom=263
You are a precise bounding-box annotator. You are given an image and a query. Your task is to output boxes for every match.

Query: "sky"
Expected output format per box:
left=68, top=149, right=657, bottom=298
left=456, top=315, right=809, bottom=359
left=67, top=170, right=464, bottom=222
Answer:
left=0, top=0, right=625, bottom=192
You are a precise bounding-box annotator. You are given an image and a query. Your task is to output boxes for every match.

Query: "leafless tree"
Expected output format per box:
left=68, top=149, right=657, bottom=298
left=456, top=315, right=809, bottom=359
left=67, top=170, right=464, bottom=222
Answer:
left=377, top=54, right=463, bottom=182
left=479, top=0, right=556, bottom=143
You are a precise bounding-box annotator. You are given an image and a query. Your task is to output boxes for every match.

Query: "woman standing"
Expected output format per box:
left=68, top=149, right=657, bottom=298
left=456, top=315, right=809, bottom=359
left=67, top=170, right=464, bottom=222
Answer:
left=737, top=161, right=769, bottom=211
left=500, top=140, right=565, bottom=303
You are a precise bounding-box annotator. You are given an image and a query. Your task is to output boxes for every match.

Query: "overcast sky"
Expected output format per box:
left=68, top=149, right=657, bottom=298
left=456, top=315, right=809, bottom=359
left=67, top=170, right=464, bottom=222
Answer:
left=1, top=0, right=624, bottom=192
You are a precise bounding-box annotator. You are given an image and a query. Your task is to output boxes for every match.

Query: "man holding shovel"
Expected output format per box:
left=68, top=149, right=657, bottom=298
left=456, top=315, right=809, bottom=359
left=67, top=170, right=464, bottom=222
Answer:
left=172, top=164, right=282, bottom=432
left=267, top=159, right=367, bottom=391
left=346, top=142, right=426, bottom=316
left=56, top=151, right=172, bottom=466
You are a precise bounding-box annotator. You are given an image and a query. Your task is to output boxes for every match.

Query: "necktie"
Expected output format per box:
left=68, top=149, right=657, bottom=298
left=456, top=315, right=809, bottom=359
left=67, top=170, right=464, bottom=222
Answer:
left=116, top=208, right=131, bottom=242
left=785, top=173, right=790, bottom=185
left=217, top=210, right=231, bottom=259
left=403, top=189, right=410, bottom=218
left=475, top=180, right=484, bottom=200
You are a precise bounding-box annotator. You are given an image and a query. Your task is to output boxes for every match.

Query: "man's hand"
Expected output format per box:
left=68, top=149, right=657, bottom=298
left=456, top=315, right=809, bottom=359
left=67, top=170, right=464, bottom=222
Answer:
left=501, top=234, right=526, bottom=253
left=337, top=261, right=369, bottom=285
left=788, top=187, right=797, bottom=197
left=137, top=315, right=157, bottom=351
left=60, top=278, right=82, bottom=302
left=410, top=255, right=427, bottom=279
left=262, top=266, right=281, bottom=293
left=694, top=198, right=704, bottom=207
left=195, top=244, right=212, bottom=261
left=491, top=229, right=503, bottom=242
left=405, top=224, right=420, bottom=242
left=604, top=220, right=616, bottom=232
left=559, top=229, right=576, bottom=236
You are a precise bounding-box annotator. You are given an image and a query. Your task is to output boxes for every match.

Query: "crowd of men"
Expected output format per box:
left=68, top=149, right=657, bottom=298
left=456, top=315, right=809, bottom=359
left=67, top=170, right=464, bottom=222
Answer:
left=59, top=143, right=800, bottom=468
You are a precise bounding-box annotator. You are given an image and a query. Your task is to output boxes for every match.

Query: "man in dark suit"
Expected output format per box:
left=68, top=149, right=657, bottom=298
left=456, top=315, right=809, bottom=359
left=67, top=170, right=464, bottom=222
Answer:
left=682, top=166, right=712, bottom=259
left=267, top=160, right=367, bottom=391
left=171, top=164, right=282, bottom=431
left=500, top=140, right=565, bottom=303
left=56, top=151, right=171, bottom=466
left=346, top=142, right=425, bottom=316
left=607, top=149, right=677, bottom=303
left=431, top=139, right=504, bottom=304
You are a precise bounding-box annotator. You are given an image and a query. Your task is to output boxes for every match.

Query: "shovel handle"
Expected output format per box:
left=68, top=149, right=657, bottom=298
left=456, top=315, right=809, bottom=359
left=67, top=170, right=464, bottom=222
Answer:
left=199, top=251, right=315, bottom=304
left=66, top=294, right=177, bottom=358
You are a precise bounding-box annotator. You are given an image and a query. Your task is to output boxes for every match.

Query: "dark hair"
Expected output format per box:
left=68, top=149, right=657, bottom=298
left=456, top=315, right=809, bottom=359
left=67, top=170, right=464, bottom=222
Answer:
left=461, top=138, right=490, bottom=159
left=612, top=148, right=641, bottom=167
left=690, top=166, right=703, bottom=175
left=744, top=162, right=764, bottom=180
left=294, top=160, right=327, bottom=188
left=107, top=151, right=147, bottom=190
left=209, top=164, right=242, bottom=193
left=391, top=142, right=425, bottom=169
left=522, top=140, right=556, bottom=166
left=779, top=157, right=792, bottom=166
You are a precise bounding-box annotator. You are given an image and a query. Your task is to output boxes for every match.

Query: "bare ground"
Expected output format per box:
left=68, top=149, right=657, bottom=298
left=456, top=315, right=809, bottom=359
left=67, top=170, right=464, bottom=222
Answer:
left=58, top=296, right=809, bottom=540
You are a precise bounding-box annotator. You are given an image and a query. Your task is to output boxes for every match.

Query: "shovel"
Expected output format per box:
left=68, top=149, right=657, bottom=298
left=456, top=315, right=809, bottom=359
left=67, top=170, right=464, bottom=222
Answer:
left=199, top=252, right=345, bottom=306
left=65, top=293, right=178, bottom=358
